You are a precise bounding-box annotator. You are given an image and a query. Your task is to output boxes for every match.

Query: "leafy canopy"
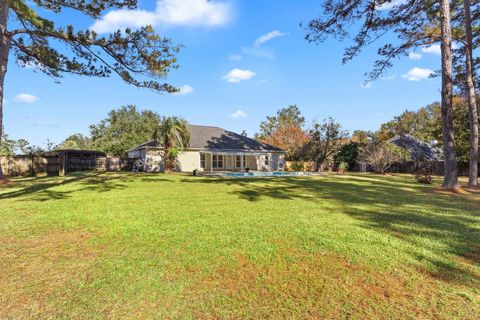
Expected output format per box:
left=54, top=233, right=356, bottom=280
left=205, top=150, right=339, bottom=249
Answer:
left=0, top=133, right=31, bottom=155
left=4, top=0, right=180, bottom=92
left=302, top=117, right=348, bottom=167
left=256, top=105, right=305, bottom=140
left=304, top=0, right=449, bottom=80
left=56, top=134, right=92, bottom=150
left=90, top=105, right=161, bottom=156
left=375, top=97, right=477, bottom=162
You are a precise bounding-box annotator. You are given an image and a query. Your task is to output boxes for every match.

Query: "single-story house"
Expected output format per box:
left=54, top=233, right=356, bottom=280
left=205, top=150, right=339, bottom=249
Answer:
left=127, top=125, right=286, bottom=173
left=388, top=134, right=443, bottom=161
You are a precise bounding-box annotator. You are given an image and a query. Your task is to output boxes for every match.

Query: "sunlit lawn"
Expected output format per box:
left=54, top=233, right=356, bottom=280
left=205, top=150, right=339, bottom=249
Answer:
left=1, top=172, right=479, bottom=319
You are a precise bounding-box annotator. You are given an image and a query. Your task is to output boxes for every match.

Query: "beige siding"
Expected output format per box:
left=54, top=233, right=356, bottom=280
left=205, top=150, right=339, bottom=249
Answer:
left=246, top=156, right=257, bottom=170
left=133, top=148, right=286, bottom=173
left=176, top=151, right=201, bottom=172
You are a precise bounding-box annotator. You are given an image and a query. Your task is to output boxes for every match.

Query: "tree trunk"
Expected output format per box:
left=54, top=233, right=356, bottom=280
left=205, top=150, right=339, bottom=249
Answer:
left=0, top=1, right=9, bottom=180
left=439, top=0, right=459, bottom=190
left=463, top=0, right=479, bottom=187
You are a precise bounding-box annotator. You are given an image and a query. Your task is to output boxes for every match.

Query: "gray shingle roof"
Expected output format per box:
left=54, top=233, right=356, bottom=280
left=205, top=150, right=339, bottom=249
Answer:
left=388, top=134, right=443, bottom=161
left=129, top=125, right=284, bottom=152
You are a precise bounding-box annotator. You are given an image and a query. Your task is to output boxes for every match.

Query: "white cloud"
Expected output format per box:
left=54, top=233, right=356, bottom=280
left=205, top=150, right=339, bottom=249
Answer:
left=172, top=84, right=194, bottom=95
left=14, top=93, right=39, bottom=103
left=223, top=69, right=256, bottom=83
left=237, top=30, right=286, bottom=60
left=90, top=0, right=232, bottom=33
left=254, top=30, right=286, bottom=46
left=421, top=45, right=441, bottom=55
left=408, top=52, right=422, bottom=60
left=360, top=82, right=372, bottom=89
left=377, top=0, right=407, bottom=11
left=402, top=67, right=434, bottom=81
left=421, top=43, right=459, bottom=56
left=228, top=54, right=242, bottom=61
left=229, top=110, right=247, bottom=119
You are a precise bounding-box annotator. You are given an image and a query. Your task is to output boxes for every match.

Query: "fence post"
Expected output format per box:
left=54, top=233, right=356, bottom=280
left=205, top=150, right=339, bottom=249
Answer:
left=59, top=153, right=67, bottom=176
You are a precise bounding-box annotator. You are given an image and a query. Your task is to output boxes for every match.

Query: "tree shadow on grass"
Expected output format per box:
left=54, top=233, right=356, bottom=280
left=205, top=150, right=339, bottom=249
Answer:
left=0, top=172, right=171, bottom=202
left=182, top=174, right=480, bottom=285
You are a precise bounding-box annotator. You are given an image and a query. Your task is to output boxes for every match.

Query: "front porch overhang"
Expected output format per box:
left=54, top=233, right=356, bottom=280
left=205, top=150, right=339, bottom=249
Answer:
left=200, top=150, right=268, bottom=172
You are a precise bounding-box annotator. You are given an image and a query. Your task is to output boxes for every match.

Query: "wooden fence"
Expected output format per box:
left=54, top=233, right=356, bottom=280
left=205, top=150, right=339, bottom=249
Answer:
left=0, top=156, right=60, bottom=177
left=1, top=155, right=135, bottom=177
left=285, top=160, right=471, bottom=176
left=353, top=160, right=470, bottom=176
left=285, top=161, right=316, bottom=172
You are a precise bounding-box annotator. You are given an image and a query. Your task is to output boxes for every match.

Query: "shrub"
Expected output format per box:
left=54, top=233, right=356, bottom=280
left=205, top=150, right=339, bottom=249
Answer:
left=358, top=144, right=400, bottom=174
left=415, top=167, right=433, bottom=184
left=337, top=161, right=349, bottom=174
left=289, top=162, right=305, bottom=171
left=335, top=142, right=359, bottom=168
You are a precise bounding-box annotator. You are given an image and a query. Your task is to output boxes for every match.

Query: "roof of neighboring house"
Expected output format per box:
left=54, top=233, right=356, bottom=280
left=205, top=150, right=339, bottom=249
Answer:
left=128, top=125, right=285, bottom=153
left=387, top=134, right=443, bottom=161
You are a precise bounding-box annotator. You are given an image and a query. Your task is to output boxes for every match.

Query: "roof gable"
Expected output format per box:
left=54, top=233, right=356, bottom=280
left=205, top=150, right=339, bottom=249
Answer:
left=188, top=125, right=283, bottom=151
left=128, top=125, right=284, bottom=152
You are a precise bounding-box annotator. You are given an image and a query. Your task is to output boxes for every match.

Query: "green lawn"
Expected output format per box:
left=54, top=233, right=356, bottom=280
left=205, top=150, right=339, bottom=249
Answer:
left=1, top=172, right=479, bottom=319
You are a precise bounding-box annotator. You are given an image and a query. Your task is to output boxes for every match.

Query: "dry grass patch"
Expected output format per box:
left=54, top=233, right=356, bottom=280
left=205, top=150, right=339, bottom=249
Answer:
left=182, top=246, right=479, bottom=320
left=0, top=230, right=101, bottom=319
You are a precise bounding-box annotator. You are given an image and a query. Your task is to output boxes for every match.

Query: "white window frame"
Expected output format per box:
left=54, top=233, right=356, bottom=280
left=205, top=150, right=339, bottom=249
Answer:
left=265, top=155, right=270, bottom=166
left=235, top=155, right=246, bottom=168
left=212, top=154, right=224, bottom=169
left=200, top=153, right=206, bottom=169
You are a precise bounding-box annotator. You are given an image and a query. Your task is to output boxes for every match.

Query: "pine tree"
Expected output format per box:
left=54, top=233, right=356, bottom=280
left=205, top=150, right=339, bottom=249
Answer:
left=0, top=0, right=180, bottom=178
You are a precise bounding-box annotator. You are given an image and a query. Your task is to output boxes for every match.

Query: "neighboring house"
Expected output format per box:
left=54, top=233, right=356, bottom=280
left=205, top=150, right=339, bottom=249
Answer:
left=127, top=125, right=286, bottom=172
left=388, top=134, right=443, bottom=161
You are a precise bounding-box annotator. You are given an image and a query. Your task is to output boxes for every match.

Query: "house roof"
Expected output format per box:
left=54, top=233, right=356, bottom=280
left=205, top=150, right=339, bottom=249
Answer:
left=387, top=134, right=443, bottom=161
left=128, top=125, right=284, bottom=152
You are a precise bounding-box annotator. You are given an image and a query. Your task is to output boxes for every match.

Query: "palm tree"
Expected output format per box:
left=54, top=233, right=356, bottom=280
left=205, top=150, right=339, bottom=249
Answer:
left=154, top=117, right=190, bottom=173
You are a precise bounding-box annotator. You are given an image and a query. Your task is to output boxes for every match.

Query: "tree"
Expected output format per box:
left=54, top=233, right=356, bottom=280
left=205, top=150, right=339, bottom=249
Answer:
left=0, top=0, right=180, bottom=178
left=305, top=0, right=459, bottom=188
left=377, top=98, right=477, bottom=163
left=303, top=118, right=348, bottom=171
left=57, top=134, right=92, bottom=150
left=154, top=117, right=190, bottom=173
left=90, top=105, right=161, bottom=156
left=0, top=133, right=32, bottom=155
left=260, top=124, right=309, bottom=161
left=256, top=105, right=308, bottom=160
left=461, top=0, right=478, bottom=187
left=358, top=143, right=400, bottom=174
left=256, top=105, right=305, bottom=140
left=335, top=142, right=359, bottom=169
left=439, top=0, right=458, bottom=189
left=351, top=130, right=373, bottom=146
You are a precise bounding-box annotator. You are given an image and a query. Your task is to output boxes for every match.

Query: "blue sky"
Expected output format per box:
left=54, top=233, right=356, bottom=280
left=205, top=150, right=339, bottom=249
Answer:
left=4, top=0, right=443, bottom=147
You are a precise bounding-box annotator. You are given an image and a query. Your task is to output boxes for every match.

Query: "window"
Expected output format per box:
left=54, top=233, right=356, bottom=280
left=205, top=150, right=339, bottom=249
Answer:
left=235, top=155, right=246, bottom=168
left=200, top=153, right=206, bottom=169
left=212, top=155, right=224, bottom=169
left=265, top=155, right=270, bottom=166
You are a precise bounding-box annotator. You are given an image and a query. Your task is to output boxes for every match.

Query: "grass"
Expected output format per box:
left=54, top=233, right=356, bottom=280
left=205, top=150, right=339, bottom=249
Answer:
left=0, top=172, right=479, bottom=319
